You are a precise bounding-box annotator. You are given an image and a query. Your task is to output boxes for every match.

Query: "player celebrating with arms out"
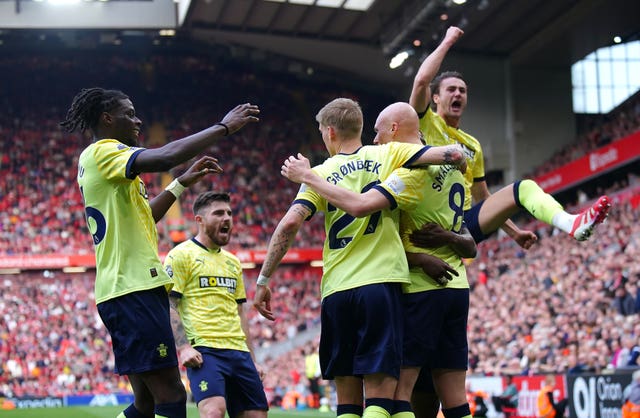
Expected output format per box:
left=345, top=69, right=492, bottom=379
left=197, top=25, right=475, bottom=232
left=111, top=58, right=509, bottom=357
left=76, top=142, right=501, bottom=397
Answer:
left=61, top=87, right=259, bottom=418
left=410, top=26, right=610, bottom=249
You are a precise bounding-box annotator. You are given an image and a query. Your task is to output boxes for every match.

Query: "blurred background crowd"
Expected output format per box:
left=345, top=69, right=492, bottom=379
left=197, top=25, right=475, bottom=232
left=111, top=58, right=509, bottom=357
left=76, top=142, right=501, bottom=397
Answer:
left=0, top=51, right=639, bottom=408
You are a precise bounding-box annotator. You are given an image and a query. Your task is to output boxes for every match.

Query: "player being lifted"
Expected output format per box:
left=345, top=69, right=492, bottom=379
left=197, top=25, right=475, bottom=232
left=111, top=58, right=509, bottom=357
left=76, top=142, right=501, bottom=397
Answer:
left=410, top=26, right=610, bottom=250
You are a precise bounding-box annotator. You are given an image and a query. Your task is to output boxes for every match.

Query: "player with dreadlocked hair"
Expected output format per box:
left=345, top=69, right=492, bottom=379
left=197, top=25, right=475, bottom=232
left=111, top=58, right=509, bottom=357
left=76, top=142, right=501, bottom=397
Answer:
left=60, top=88, right=130, bottom=133
left=61, top=87, right=260, bottom=418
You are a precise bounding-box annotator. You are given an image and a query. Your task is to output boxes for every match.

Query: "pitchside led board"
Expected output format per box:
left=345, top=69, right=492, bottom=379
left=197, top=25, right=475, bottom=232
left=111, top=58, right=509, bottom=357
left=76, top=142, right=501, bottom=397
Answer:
left=0, top=0, right=192, bottom=29
left=467, top=372, right=636, bottom=418
left=568, top=372, right=635, bottom=418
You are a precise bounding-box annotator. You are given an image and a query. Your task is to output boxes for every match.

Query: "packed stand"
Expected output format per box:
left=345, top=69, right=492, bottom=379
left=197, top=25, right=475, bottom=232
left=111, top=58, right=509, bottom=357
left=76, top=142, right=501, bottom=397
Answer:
left=0, top=51, right=392, bottom=255
left=528, top=93, right=640, bottom=177
left=0, top=264, right=322, bottom=399
left=465, top=183, right=640, bottom=376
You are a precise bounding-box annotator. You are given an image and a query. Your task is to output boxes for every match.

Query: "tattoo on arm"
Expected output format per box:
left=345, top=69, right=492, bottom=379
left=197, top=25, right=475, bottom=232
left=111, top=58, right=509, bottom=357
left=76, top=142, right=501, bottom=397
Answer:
left=261, top=205, right=310, bottom=276
left=443, top=148, right=457, bottom=165
left=169, top=297, right=189, bottom=348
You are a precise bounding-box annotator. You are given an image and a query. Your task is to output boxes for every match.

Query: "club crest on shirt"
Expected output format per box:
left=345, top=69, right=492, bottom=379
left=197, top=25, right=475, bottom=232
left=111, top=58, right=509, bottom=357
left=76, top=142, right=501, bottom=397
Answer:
left=225, top=260, right=239, bottom=275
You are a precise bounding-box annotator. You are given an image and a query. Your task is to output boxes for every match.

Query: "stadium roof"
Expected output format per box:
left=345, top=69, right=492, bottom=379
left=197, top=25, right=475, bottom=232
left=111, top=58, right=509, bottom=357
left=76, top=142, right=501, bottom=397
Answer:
left=181, top=0, right=640, bottom=83
left=1, top=0, right=638, bottom=84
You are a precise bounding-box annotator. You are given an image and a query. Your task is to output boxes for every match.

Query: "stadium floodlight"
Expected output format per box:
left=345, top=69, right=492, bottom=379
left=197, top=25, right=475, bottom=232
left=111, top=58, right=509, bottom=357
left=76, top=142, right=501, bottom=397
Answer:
left=316, top=0, right=344, bottom=7
left=389, top=50, right=410, bottom=69
left=263, top=0, right=374, bottom=11
left=343, top=0, right=374, bottom=11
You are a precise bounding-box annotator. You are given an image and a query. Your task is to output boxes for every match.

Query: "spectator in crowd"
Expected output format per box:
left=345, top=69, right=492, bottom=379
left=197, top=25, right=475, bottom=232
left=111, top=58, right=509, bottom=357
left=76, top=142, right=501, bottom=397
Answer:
left=611, top=285, right=638, bottom=316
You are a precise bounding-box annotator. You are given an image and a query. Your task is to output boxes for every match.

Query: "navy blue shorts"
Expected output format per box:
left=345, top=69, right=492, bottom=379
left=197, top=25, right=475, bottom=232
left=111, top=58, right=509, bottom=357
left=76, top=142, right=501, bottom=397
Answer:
left=464, top=201, right=491, bottom=243
left=319, top=283, right=403, bottom=380
left=97, top=286, right=178, bottom=375
left=187, top=348, right=268, bottom=417
left=402, top=288, right=469, bottom=370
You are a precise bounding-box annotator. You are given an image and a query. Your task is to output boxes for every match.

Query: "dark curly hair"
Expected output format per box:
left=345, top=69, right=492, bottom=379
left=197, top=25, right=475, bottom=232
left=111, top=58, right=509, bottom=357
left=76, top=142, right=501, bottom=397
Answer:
left=59, top=87, right=129, bottom=133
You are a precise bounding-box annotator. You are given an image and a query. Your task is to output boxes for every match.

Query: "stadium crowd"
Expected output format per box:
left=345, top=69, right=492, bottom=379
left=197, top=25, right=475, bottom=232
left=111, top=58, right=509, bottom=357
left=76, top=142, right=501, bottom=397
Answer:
left=1, top=185, right=638, bottom=402
left=0, top=51, right=639, bottom=408
left=527, top=92, right=640, bottom=178
left=0, top=52, right=394, bottom=256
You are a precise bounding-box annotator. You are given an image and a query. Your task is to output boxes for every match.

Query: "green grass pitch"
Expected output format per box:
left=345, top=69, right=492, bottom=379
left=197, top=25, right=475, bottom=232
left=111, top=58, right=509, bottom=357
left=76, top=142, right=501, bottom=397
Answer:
left=0, top=405, right=331, bottom=417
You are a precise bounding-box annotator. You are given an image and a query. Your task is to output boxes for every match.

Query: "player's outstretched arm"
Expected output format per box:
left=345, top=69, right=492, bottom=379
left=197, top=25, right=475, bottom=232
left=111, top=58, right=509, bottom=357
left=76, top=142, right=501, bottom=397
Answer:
left=409, top=223, right=477, bottom=259
left=281, top=153, right=389, bottom=217
left=149, top=155, right=223, bottom=223
left=410, top=144, right=467, bottom=173
left=169, top=295, right=203, bottom=369
left=253, top=203, right=310, bottom=321
left=410, top=26, right=464, bottom=114
left=133, top=103, right=260, bottom=173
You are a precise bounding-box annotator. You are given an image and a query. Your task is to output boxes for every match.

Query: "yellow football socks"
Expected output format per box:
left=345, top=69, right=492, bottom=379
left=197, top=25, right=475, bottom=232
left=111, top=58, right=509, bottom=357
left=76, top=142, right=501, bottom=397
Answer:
left=518, top=179, right=567, bottom=229
left=391, top=412, right=415, bottom=418
left=363, top=405, right=391, bottom=418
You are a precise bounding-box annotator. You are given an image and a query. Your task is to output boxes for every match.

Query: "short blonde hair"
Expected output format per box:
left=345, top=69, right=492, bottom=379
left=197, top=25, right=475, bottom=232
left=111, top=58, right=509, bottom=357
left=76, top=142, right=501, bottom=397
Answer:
left=315, top=98, right=363, bottom=138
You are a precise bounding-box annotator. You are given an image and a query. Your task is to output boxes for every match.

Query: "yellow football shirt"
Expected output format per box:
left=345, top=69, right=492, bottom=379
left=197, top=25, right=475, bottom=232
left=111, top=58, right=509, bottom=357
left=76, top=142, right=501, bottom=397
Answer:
left=77, top=139, right=172, bottom=304
left=294, top=141, right=429, bottom=299
left=397, top=165, right=469, bottom=293
left=419, top=107, right=484, bottom=210
left=164, top=239, right=248, bottom=352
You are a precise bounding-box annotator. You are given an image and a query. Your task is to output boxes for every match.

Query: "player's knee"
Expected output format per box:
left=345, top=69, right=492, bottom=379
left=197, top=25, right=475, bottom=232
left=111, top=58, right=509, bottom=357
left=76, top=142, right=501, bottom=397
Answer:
left=154, top=380, right=187, bottom=404
left=198, top=396, right=226, bottom=418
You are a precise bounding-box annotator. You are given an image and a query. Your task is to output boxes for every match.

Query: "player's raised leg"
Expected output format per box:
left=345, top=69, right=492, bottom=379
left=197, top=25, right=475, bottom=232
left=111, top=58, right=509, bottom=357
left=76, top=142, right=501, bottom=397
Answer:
left=478, top=179, right=611, bottom=242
